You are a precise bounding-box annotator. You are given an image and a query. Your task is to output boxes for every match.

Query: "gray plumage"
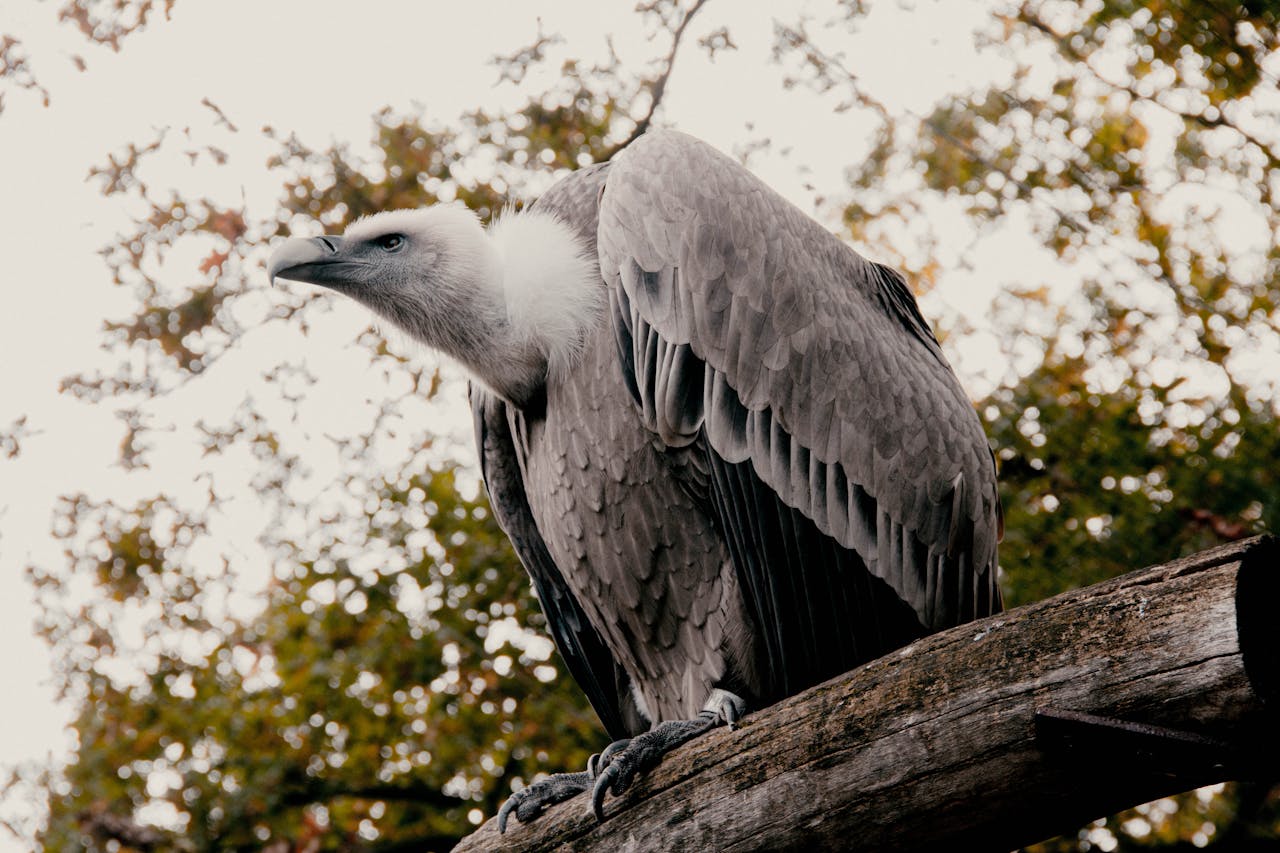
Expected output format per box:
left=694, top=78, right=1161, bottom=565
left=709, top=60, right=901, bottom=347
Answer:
left=270, top=128, right=1001, bottom=760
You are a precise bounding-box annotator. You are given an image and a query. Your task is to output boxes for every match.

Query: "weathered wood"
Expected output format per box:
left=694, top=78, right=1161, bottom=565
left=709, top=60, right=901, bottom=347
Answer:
left=458, top=536, right=1280, bottom=852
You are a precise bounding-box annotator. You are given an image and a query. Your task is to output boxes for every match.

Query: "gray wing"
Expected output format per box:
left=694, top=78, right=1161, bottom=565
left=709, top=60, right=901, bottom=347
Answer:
left=471, top=385, right=644, bottom=740
left=598, top=131, right=1001, bottom=697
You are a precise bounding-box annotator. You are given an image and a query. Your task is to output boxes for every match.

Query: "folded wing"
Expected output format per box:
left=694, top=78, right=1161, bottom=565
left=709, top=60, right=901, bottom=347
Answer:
left=598, top=130, right=1002, bottom=701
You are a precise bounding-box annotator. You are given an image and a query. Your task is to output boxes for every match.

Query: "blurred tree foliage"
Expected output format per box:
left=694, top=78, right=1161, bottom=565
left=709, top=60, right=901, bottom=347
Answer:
left=777, top=0, right=1279, bottom=849
left=32, top=467, right=608, bottom=851
left=0, top=0, right=175, bottom=114
left=4, top=0, right=1278, bottom=850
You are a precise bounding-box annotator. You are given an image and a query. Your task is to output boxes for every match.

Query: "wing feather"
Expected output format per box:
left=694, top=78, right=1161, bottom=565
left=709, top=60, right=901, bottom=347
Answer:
left=598, top=130, right=1001, bottom=645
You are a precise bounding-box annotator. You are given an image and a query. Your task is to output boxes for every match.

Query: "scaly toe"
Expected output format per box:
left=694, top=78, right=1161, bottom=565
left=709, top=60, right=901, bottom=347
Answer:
left=498, top=769, right=593, bottom=833
left=587, top=715, right=721, bottom=822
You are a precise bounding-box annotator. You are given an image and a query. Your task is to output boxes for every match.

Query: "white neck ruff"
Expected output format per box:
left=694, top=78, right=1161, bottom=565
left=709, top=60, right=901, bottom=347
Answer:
left=486, top=209, right=603, bottom=381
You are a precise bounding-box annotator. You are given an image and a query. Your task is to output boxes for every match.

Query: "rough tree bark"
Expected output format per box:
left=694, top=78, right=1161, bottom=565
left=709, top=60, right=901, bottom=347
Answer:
left=457, top=535, right=1280, bottom=852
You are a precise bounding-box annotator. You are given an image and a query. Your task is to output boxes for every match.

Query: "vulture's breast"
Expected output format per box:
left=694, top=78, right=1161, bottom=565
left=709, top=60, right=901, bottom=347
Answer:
left=519, top=320, right=756, bottom=722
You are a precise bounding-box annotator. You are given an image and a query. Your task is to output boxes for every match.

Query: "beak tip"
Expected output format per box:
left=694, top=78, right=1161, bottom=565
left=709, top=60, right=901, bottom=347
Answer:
left=266, top=235, right=338, bottom=288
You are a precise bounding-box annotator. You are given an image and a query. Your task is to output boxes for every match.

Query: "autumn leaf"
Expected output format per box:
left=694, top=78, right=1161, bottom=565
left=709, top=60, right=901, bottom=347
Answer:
left=198, top=249, right=228, bottom=276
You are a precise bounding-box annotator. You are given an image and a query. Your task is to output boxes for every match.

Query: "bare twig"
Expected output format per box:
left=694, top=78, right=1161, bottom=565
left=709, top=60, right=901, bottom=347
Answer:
left=601, top=0, right=712, bottom=161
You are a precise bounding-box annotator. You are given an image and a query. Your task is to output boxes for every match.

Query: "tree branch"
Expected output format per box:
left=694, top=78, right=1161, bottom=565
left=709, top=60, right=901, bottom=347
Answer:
left=457, top=535, right=1279, bottom=851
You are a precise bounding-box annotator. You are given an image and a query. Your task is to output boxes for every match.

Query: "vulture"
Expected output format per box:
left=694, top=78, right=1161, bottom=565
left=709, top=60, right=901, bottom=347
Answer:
left=268, top=130, right=1002, bottom=829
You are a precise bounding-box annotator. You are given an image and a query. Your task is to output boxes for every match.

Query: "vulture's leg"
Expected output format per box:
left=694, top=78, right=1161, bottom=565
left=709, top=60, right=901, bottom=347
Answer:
left=498, top=766, right=594, bottom=833
left=590, top=688, right=746, bottom=821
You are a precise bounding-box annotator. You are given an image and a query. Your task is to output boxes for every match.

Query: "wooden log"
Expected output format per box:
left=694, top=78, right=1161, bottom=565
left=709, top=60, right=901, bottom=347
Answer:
left=457, top=535, right=1280, bottom=852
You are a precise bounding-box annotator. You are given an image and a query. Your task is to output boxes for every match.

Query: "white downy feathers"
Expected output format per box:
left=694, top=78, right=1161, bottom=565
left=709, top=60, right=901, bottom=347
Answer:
left=486, top=208, right=603, bottom=379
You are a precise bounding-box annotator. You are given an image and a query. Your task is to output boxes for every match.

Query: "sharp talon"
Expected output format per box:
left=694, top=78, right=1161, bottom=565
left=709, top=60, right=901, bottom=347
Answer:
left=497, top=792, right=519, bottom=834
left=591, top=767, right=613, bottom=822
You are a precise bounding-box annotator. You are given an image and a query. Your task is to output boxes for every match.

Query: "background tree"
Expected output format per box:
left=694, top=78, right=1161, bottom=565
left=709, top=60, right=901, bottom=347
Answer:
left=2, top=0, right=1276, bottom=851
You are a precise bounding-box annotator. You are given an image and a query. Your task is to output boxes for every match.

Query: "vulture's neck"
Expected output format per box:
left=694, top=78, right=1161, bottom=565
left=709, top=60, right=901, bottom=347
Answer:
left=450, top=211, right=602, bottom=406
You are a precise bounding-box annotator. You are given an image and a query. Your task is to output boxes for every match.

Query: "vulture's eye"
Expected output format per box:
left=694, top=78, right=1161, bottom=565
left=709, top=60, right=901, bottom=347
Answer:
left=375, top=234, right=405, bottom=252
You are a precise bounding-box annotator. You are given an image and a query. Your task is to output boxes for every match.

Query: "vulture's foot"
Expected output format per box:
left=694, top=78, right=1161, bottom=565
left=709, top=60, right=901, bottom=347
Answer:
left=497, top=768, right=594, bottom=833
left=590, top=688, right=746, bottom=821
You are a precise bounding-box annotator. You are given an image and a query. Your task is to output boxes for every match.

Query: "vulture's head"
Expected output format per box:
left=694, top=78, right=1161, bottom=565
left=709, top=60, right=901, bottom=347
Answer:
left=268, top=204, right=601, bottom=405
left=268, top=205, right=500, bottom=347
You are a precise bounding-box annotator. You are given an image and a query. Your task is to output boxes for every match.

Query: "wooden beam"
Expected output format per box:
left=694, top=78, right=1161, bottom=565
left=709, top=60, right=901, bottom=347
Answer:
left=457, top=536, right=1279, bottom=852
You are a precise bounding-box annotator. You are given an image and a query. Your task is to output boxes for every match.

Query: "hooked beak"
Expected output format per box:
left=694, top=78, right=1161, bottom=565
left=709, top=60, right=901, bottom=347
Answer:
left=267, top=235, right=361, bottom=288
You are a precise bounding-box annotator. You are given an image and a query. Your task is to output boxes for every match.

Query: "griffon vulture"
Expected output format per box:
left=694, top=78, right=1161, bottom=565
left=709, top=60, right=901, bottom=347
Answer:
left=268, top=130, right=1002, bottom=829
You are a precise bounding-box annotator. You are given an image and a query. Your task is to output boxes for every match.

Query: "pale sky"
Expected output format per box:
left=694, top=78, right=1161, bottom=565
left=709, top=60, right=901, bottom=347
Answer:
left=0, top=0, right=1030, bottom=845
